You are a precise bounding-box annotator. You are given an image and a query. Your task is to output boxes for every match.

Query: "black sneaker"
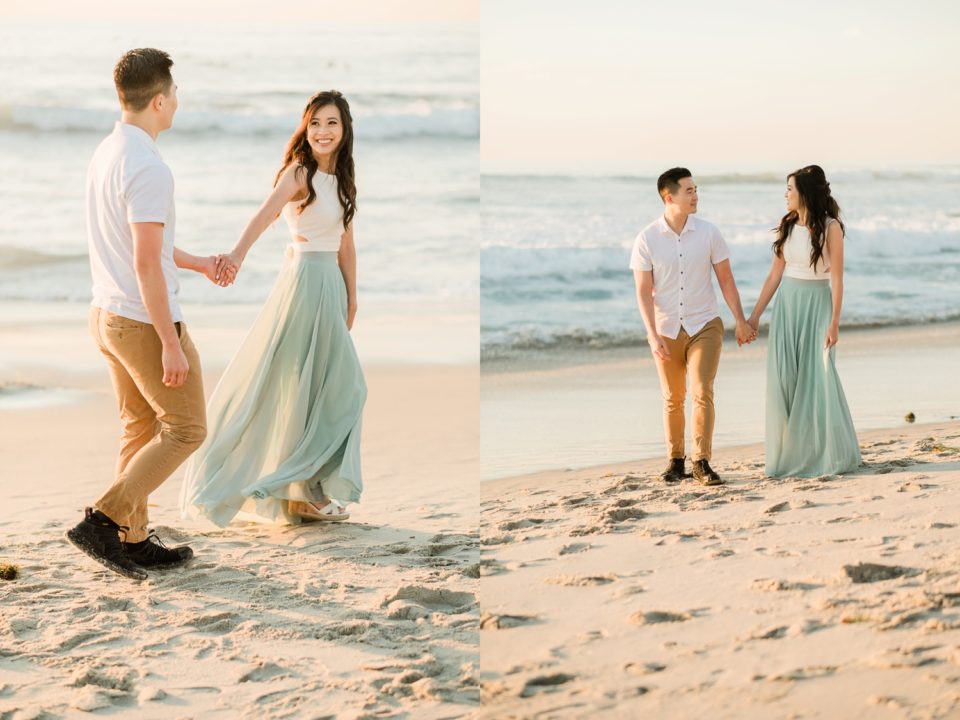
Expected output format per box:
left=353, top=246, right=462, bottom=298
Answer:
left=123, top=532, right=193, bottom=569
left=692, top=459, right=723, bottom=486
left=65, top=508, right=147, bottom=581
left=660, top=457, right=687, bottom=483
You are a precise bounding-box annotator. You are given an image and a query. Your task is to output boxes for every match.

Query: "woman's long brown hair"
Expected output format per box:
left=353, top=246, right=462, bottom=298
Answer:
left=275, top=90, right=357, bottom=228
left=773, top=165, right=844, bottom=269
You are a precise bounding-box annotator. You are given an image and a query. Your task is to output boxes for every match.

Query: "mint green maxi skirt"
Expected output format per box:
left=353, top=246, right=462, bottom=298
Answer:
left=180, top=249, right=365, bottom=527
left=765, top=277, right=861, bottom=478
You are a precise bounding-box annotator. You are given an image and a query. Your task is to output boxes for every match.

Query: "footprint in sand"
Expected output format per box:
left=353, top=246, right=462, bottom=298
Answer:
left=545, top=574, right=617, bottom=587
left=842, top=563, right=921, bottom=584
left=238, top=661, right=289, bottom=683
left=624, top=661, right=666, bottom=675
left=558, top=542, right=592, bottom=556
left=629, top=610, right=691, bottom=625
left=183, top=612, right=242, bottom=634
left=380, top=585, right=476, bottom=614
left=499, top=518, right=548, bottom=532
left=480, top=613, right=539, bottom=630
left=519, top=673, right=576, bottom=698
left=769, top=665, right=837, bottom=681
left=751, top=578, right=821, bottom=592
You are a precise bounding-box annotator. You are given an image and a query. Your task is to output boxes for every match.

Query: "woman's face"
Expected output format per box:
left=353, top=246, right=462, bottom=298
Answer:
left=785, top=177, right=801, bottom=214
left=307, top=104, right=343, bottom=162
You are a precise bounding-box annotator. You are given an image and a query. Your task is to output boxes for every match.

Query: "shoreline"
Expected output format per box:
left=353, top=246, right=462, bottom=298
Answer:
left=0, top=299, right=479, bottom=373
left=481, top=321, right=960, bottom=480
left=481, top=318, right=960, bottom=375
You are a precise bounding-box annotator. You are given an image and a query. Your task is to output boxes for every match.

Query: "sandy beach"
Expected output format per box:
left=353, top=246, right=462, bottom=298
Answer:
left=479, top=421, right=960, bottom=719
left=0, top=301, right=479, bottom=719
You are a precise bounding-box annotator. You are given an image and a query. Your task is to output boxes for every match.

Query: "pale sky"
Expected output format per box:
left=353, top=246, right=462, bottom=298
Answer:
left=2, top=0, right=477, bottom=23
left=483, top=0, right=960, bottom=174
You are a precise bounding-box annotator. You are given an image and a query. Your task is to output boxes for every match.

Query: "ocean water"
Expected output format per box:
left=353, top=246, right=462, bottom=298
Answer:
left=0, top=21, right=478, bottom=318
left=481, top=170, right=960, bottom=365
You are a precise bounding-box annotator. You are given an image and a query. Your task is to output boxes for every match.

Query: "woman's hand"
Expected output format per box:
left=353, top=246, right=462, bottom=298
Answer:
left=825, top=322, right=839, bottom=349
left=215, top=251, right=242, bottom=285
left=346, top=301, right=358, bottom=331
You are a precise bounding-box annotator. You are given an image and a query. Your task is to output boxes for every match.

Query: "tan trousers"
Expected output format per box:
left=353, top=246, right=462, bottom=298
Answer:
left=89, top=308, right=206, bottom=542
left=653, top=317, right=723, bottom=462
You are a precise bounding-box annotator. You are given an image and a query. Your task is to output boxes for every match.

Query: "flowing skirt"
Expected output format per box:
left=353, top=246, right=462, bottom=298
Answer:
left=180, top=249, right=366, bottom=526
left=765, top=277, right=861, bottom=478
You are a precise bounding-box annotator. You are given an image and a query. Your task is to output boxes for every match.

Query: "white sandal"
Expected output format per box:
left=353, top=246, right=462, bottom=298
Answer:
left=290, top=499, right=350, bottom=523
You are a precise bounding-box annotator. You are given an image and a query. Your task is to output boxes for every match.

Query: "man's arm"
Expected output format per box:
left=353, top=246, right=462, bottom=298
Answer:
left=132, top=222, right=188, bottom=387
left=712, top=259, right=754, bottom=345
left=173, top=247, right=231, bottom=286
left=634, top=269, right=670, bottom=360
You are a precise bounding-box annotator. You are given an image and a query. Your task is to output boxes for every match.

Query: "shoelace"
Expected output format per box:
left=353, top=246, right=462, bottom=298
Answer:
left=130, top=532, right=175, bottom=559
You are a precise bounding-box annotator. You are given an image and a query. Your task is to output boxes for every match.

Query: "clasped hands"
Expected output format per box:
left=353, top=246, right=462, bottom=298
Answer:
left=198, top=252, right=242, bottom=287
left=736, top=318, right=758, bottom=347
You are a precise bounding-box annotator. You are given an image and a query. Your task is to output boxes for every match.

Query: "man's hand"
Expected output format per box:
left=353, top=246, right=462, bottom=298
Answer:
left=736, top=318, right=757, bottom=346
left=162, top=342, right=189, bottom=387
left=215, top=252, right=242, bottom=285
left=197, top=255, right=234, bottom=287
left=648, top=333, right=671, bottom=361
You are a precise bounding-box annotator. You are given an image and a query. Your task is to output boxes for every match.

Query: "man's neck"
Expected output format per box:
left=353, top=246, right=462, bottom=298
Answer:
left=663, top=207, right=690, bottom=236
left=120, top=113, right=160, bottom=141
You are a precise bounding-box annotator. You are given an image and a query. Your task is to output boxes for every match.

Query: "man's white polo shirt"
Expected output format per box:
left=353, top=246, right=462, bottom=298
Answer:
left=629, top=215, right=730, bottom=340
left=86, top=121, right=181, bottom=324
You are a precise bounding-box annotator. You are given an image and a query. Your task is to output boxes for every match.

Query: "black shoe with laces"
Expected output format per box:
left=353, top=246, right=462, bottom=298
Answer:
left=65, top=508, right=147, bottom=581
left=692, top=459, right=723, bottom=486
left=123, top=532, right=193, bottom=569
left=660, top=457, right=687, bottom=483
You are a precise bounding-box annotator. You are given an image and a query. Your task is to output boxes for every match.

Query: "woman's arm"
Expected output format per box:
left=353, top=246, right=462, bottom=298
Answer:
left=338, top=223, right=358, bottom=330
left=215, top=165, right=304, bottom=281
left=824, top=221, right=845, bottom=349
left=748, top=254, right=786, bottom=328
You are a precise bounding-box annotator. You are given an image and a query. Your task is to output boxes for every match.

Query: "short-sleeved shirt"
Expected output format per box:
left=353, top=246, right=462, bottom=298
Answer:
left=629, top=215, right=730, bottom=339
left=86, top=121, right=181, bottom=323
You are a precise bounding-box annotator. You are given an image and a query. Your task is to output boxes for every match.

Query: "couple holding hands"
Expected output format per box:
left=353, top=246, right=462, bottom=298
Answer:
left=631, top=166, right=861, bottom=486
left=67, top=48, right=365, bottom=580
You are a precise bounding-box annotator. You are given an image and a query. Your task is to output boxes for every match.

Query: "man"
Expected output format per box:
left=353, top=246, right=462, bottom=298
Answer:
left=631, top=168, right=755, bottom=486
left=65, top=48, right=233, bottom=580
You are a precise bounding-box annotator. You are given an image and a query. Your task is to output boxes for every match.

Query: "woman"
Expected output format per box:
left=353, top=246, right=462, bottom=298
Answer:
left=180, top=90, right=366, bottom=526
left=747, top=165, right=861, bottom=478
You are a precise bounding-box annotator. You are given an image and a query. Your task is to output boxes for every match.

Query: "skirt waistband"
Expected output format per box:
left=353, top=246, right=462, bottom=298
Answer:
left=289, top=241, right=339, bottom=254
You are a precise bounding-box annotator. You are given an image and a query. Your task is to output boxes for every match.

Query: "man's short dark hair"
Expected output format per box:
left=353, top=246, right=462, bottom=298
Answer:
left=657, top=167, right=692, bottom=200
left=114, top=48, right=173, bottom=112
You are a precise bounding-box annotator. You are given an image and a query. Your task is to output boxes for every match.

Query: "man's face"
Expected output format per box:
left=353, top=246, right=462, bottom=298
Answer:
left=668, top=177, right=698, bottom=214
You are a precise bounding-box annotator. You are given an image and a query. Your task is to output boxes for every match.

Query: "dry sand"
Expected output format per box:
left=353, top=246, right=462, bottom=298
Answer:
left=0, top=303, right=479, bottom=719
left=480, top=423, right=960, bottom=719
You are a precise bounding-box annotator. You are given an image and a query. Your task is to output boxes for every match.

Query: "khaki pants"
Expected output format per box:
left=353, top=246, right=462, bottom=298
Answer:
left=89, top=308, right=206, bottom=542
left=653, top=317, right=723, bottom=462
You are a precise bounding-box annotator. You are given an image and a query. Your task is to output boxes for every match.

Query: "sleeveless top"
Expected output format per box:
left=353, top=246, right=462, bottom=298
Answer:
left=281, top=171, right=345, bottom=252
left=783, top=217, right=837, bottom=280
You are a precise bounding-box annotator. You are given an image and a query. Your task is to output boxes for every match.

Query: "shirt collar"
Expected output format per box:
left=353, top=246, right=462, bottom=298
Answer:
left=115, top=121, right=160, bottom=156
left=657, top=214, right=698, bottom=236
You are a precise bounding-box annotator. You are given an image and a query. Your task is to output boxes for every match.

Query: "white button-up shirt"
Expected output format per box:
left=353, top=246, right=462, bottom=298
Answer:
left=629, top=215, right=730, bottom=339
left=87, top=122, right=180, bottom=323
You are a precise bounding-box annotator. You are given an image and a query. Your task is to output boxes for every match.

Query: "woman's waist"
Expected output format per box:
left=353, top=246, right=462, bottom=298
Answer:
left=289, top=238, right=340, bottom=253
left=781, top=274, right=830, bottom=285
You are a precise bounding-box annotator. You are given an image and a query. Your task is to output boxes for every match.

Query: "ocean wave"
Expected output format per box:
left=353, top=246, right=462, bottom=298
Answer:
left=0, top=247, right=86, bottom=270
left=481, top=313, right=960, bottom=360
left=0, top=103, right=479, bottom=140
